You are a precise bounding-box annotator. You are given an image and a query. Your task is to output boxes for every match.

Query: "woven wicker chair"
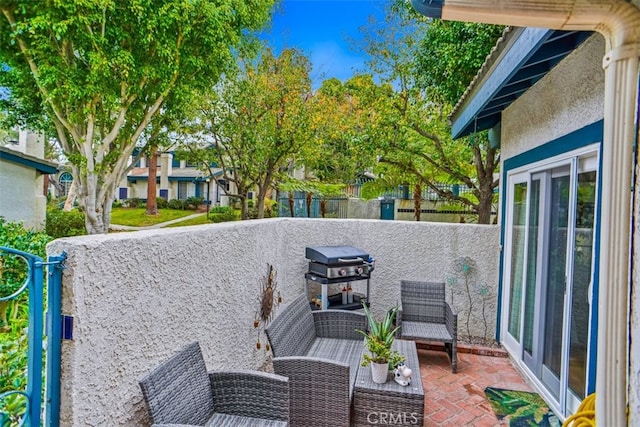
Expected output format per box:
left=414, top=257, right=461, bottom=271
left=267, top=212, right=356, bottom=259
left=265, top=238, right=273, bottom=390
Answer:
left=139, top=341, right=290, bottom=426
left=266, top=294, right=366, bottom=427
left=398, top=280, right=458, bottom=373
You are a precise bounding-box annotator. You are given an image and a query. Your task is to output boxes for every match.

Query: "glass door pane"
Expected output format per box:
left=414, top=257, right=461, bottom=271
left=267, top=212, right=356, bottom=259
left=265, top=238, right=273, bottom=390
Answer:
left=508, top=182, right=528, bottom=341
left=523, top=179, right=541, bottom=359
left=542, top=173, right=571, bottom=398
left=568, top=170, right=596, bottom=399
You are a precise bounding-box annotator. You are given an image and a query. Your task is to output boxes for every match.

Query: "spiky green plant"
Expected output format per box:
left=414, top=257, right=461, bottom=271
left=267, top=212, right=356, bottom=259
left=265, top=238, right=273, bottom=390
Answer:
left=356, top=304, right=405, bottom=368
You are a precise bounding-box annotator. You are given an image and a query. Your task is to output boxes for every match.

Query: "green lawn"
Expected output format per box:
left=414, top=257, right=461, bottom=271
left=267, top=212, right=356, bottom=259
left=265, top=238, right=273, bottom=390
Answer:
left=165, top=215, right=213, bottom=227
left=110, top=208, right=198, bottom=227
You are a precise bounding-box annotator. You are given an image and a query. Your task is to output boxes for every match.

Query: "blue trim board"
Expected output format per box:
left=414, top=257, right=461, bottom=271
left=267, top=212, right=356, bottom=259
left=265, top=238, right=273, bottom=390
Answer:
left=498, top=119, right=603, bottom=393
left=410, top=0, right=444, bottom=18
left=0, top=147, right=58, bottom=174
left=502, top=121, right=603, bottom=171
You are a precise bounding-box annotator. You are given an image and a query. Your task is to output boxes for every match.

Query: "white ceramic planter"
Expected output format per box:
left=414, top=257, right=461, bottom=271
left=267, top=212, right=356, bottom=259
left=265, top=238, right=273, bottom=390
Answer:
left=370, top=362, right=389, bottom=384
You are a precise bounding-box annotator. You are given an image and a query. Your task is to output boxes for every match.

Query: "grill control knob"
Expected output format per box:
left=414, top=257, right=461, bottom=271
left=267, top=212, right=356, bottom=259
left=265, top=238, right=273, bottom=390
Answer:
left=339, top=268, right=347, bottom=276
left=355, top=266, right=363, bottom=275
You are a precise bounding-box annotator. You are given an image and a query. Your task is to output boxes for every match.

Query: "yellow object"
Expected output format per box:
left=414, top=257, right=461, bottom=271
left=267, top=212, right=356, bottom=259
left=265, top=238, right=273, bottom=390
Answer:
left=562, top=393, right=596, bottom=427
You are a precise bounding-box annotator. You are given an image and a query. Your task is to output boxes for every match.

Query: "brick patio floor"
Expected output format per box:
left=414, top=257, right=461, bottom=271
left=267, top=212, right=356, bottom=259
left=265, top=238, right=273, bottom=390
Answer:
left=417, top=347, right=532, bottom=426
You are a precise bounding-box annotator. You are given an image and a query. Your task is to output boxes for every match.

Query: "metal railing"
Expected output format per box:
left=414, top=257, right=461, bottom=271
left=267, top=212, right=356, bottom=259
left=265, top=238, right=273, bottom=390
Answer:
left=0, top=247, right=65, bottom=427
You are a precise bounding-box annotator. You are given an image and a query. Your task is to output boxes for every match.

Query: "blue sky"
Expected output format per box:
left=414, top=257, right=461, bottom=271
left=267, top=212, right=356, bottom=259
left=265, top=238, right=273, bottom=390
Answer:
left=262, top=0, right=387, bottom=86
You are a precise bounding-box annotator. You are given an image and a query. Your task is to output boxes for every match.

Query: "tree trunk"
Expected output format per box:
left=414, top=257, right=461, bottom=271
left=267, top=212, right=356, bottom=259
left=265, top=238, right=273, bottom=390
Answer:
left=306, top=192, right=313, bottom=217
left=238, top=198, right=246, bottom=220
left=288, top=191, right=295, bottom=217
left=476, top=188, right=494, bottom=224
left=63, top=180, right=78, bottom=211
left=413, top=184, right=421, bottom=221
left=146, top=147, right=158, bottom=215
left=320, top=199, right=327, bottom=218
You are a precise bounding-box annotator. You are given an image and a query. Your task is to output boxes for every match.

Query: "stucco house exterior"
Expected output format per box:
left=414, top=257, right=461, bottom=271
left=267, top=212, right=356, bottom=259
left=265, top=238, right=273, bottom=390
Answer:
left=0, top=130, right=57, bottom=230
left=410, top=0, right=639, bottom=423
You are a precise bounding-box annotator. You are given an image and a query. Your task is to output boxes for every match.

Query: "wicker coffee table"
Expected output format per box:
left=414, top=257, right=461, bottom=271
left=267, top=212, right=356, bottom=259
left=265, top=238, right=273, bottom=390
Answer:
left=352, top=339, right=424, bottom=426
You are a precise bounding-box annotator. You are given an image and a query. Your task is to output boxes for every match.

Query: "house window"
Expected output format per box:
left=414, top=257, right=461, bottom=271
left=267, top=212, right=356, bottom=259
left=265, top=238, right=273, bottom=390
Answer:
left=177, top=182, right=188, bottom=200
left=502, top=146, right=599, bottom=418
left=60, top=172, right=73, bottom=196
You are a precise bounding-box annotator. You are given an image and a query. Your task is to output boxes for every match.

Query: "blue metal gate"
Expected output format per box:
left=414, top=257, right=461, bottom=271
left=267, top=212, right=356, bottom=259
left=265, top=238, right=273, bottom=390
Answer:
left=0, top=247, right=65, bottom=427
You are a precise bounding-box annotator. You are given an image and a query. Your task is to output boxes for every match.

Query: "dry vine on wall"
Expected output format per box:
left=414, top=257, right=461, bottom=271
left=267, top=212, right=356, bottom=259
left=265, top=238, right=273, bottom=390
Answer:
left=253, top=263, right=282, bottom=352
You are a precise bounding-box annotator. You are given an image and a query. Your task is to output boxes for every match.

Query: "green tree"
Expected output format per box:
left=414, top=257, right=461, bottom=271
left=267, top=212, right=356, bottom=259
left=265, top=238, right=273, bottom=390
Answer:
left=185, top=47, right=313, bottom=220
left=414, top=20, right=504, bottom=106
left=353, top=6, right=501, bottom=223
left=0, top=0, right=276, bottom=233
left=303, top=76, right=379, bottom=186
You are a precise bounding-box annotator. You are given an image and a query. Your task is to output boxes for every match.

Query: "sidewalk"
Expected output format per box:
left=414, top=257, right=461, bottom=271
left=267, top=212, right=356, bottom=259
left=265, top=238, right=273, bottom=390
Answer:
left=109, top=212, right=207, bottom=231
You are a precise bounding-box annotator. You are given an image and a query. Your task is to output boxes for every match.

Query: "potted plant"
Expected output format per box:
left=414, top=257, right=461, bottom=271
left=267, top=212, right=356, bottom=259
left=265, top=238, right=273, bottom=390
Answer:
left=357, top=304, right=405, bottom=384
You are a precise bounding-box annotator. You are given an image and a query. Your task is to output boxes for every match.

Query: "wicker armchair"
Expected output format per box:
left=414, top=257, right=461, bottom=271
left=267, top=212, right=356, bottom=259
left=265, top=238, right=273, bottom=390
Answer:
left=398, top=280, right=458, bottom=373
left=139, top=341, right=290, bottom=426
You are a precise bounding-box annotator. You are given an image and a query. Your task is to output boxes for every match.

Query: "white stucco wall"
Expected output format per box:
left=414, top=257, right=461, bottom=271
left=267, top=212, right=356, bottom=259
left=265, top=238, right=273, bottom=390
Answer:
left=47, top=218, right=500, bottom=426
left=0, top=159, right=47, bottom=230
left=501, top=34, right=605, bottom=161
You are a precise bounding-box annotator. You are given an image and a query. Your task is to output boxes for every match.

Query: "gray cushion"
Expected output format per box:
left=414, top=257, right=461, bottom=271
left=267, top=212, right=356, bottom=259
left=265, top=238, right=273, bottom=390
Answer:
left=401, top=321, right=453, bottom=342
left=205, top=413, right=288, bottom=427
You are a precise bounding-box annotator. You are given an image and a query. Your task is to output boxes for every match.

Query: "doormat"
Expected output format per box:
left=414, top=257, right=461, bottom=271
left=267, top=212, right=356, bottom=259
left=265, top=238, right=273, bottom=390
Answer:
left=484, top=387, right=561, bottom=427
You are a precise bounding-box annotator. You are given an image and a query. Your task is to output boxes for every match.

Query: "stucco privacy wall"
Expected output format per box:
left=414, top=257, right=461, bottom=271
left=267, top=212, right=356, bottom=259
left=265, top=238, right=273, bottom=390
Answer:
left=501, top=34, right=605, bottom=161
left=47, top=218, right=499, bottom=426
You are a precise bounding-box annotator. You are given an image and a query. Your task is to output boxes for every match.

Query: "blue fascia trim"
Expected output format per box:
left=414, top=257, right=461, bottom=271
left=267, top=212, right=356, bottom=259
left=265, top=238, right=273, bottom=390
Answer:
left=452, top=28, right=553, bottom=140
left=502, top=121, right=603, bottom=171
left=498, top=120, right=603, bottom=391
left=410, top=0, right=444, bottom=18
left=0, top=148, right=58, bottom=174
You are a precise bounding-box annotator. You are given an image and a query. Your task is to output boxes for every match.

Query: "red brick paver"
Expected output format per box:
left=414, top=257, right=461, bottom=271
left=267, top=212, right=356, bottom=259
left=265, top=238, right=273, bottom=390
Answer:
left=418, top=348, right=532, bottom=426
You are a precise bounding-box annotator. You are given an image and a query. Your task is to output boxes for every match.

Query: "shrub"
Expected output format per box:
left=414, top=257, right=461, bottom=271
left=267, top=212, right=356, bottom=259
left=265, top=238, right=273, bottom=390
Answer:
left=0, top=217, right=53, bottom=299
left=46, top=208, right=87, bottom=239
left=185, top=196, right=203, bottom=210
left=156, top=196, right=168, bottom=209
left=0, top=219, right=50, bottom=422
left=124, top=197, right=142, bottom=208
left=209, top=206, right=238, bottom=223
left=112, top=199, right=123, bottom=208
left=167, top=199, right=185, bottom=210
left=209, top=205, right=234, bottom=214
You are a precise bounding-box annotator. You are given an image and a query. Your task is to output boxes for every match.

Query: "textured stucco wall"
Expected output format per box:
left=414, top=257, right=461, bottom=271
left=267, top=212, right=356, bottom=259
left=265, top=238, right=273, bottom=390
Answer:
left=47, top=218, right=500, bottom=426
left=501, top=34, right=605, bottom=161
left=0, top=159, right=46, bottom=230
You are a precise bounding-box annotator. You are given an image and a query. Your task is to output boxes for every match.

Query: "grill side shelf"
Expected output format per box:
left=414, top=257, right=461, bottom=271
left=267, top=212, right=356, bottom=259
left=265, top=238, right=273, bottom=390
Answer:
left=304, top=272, right=371, bottom=311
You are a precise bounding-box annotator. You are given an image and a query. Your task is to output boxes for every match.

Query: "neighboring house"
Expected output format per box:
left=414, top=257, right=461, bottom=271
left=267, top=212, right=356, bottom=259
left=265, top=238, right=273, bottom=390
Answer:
left=422, top=14, right=639, bottom=425
left=0, top=130, right=58, bottom=230
left=118, top=151, right=232, bottom=207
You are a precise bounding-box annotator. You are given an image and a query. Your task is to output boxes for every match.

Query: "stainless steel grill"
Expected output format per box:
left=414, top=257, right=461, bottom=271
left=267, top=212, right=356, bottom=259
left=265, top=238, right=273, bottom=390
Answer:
left=305, top=246, right=372, bottom=280
left=304, top=245, right=374, bottom=310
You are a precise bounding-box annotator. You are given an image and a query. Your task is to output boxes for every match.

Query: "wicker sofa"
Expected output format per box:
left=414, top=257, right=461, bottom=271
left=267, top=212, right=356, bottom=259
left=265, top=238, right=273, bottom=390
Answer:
left=266, top=294, right=367, bottom=427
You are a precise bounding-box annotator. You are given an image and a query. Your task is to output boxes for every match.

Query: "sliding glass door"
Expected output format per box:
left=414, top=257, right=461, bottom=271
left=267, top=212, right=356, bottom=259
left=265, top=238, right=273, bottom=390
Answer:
left=502, top=150, right=598, bottom=417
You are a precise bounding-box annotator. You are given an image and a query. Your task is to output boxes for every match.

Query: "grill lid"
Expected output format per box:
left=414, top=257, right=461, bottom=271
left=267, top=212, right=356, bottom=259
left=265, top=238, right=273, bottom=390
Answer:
left=305, top=246, right=369, bottom=265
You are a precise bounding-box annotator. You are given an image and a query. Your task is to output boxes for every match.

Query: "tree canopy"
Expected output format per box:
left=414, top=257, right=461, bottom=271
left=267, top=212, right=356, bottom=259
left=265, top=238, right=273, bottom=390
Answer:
left=182, top=46, right=313, bottom=219
left=0, top=0, right=276, bottom=233
left=348, top=4, right=503, bottom=223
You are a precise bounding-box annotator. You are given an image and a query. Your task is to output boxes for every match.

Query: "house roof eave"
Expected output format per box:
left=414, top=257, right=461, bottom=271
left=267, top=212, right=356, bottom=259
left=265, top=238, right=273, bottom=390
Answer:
left=449, top=27, right=592, bottom=139
left=0, top=145, right=59, bottom=174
